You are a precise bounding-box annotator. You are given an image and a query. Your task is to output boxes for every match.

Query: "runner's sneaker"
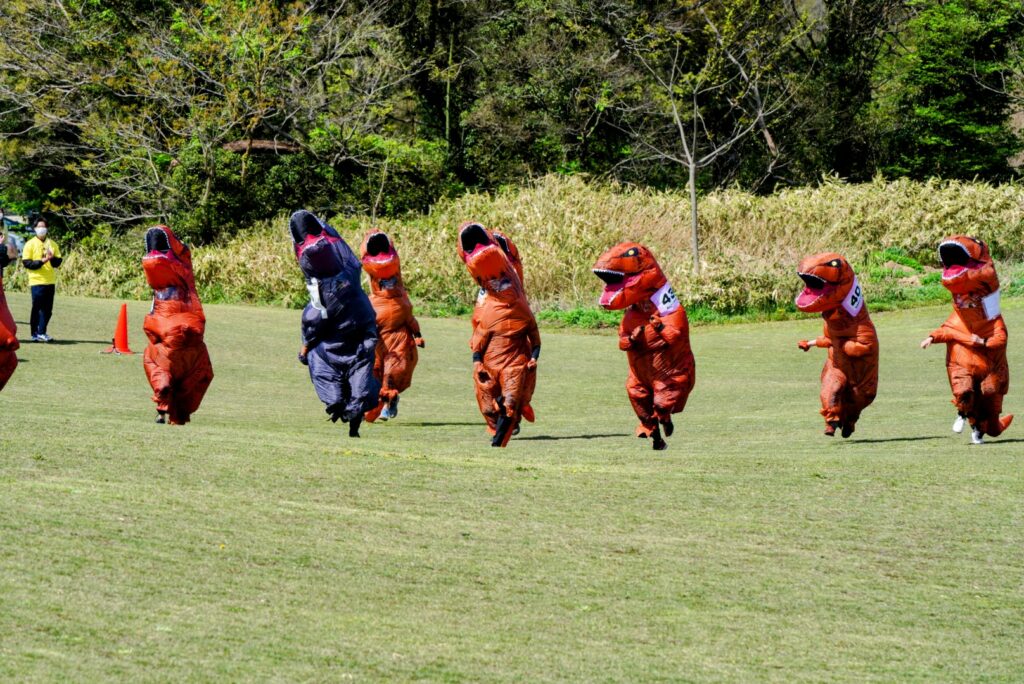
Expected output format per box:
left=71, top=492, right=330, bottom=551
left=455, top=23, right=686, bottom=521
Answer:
left=39, top=334, right=53, bottom=342
left=952, top=415, right=966, bottom=434
left=971, top=428, right=984, bottom=445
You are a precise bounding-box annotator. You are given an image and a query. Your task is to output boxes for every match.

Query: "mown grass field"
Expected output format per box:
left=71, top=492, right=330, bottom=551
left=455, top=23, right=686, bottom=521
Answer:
left=1, top=293, right=1022, bottom=682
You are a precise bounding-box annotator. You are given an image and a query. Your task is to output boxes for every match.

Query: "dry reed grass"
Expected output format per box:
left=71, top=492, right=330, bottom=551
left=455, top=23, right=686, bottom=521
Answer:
left=8, top=175, right=1023, bottom=314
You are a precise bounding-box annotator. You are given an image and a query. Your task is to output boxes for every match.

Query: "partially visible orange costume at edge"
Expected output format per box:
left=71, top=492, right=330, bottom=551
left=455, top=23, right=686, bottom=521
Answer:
left=458, top=222, right=540, bottom=447
left=0, top=247, right=18, bottom=391
left=926, top=236, right=1012, bottom=439
left=593, top=242, right=695, bottom=451
left=795, top=253, right=879, bottom=437
left=141, top=225, right=214, bottom=424
left=361, top=230, right=423, bottom=422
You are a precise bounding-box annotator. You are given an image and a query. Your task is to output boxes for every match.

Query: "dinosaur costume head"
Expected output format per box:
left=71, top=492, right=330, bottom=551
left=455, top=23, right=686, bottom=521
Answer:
left=458, top=221, right=522, bottom=301
left=938, top=235, right=998, bottom=296
left=290, top=210, right=359, bottom=281
left=142, top=225, right=194, bottom=292
left=795, top=252, right=857, bottom=313
left=592, top=242, right=667, bottom=310
left=361, top=230, right=401, bottom=284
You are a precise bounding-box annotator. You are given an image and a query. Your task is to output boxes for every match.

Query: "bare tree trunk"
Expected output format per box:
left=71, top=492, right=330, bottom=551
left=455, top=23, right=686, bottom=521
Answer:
left=688, top=161, right=699, bottom=274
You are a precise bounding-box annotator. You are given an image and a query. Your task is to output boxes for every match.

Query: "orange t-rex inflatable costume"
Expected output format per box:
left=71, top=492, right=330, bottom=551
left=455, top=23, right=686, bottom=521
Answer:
left=795, top=253, right=878, bottom=437
left=458, top=221, right=540, bottom=447
left=141, top=225, right=214, bottom=424
left=360, top=230, right=424, bottom=422
left=593, top=242, right=695, bottom=450
left=921, top=235, right=1012, bottom=444
left=0, top=241, right=18, bottom=391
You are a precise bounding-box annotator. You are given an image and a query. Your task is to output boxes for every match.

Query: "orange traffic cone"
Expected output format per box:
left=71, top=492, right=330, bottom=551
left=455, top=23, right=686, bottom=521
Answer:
left=102, top=303, right=134, bottom=354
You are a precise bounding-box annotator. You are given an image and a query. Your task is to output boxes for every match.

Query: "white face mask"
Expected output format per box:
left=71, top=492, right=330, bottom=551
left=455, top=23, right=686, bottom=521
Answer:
left=35, top=227, right=48, bottom=239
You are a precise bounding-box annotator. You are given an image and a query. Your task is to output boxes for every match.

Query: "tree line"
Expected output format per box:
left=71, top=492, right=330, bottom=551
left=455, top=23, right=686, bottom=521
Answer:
left=0, top=0, right=1021, bottom=243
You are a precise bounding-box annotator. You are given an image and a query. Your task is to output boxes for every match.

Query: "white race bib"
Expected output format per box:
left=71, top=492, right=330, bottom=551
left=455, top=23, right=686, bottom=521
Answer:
left=841, top=276, right=865, bottom=317
left=307, top=278, right=328, bottom=319
left=651, top=281, right=681, bottom=315
left=982, top=288, right=1001, bottom=320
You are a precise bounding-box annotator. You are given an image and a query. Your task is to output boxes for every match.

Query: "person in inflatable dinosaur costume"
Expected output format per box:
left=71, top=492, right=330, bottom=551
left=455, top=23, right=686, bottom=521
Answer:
left=360, top=230, right=424, bottom=422
left=142, top=225, right=214, bottom=424
left=795, top=253, right=878, bottom=437
left=458, top=221, right=540, bottom=447
left=920, top=235, right=1012, bottom=444
left=592, top=242, right=695, bottom=451
left=0, top=234, right=19, bottom=391
left=291, top=210, right=380, bottom=438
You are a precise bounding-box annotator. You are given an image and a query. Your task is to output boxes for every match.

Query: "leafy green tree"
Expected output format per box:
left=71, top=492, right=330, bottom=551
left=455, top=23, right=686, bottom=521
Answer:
left=872, top=0, right=1024, bottom=180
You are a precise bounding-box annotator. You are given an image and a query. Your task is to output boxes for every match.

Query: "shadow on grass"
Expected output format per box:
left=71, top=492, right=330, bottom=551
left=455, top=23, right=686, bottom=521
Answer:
left=841, top=436, right=945, bottom=444
left=404, top=421, right=482, bottom=427
left=980, top=438, right=1024, bottom=446
left=20, top=338, right=111, bottom=346
left=517, top=433, right=627, bottom=441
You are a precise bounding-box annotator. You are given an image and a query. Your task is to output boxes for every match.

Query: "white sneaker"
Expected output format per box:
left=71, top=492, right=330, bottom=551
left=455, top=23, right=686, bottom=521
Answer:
left=971, top=429, right=984, bottom=445
left=378, top=405, right=391, bottom=421
left=952, top=415, right=966, bottom=433
left=40, top=334, right=53, bottom=342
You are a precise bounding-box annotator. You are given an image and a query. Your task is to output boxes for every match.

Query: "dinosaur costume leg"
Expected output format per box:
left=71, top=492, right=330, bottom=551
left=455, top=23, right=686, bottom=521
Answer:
left=0, top=350, right=16, bottom=391
left=0, top=292, right=16, bottom=391
left=819, top=360, right=848, bottom=428
left=976, top=367, right=1011, bottom=436
left=144, top=343, right=214, bottom=425
left=652, top=358, right=695, bottom=421
left=493, top=361, right=531, bottom=447
left=841, top=372, right=877, bottom=433
left=167, top=345, right=214, bottom=425
left=365, top=344, right=388, bottom=422
left=946, top=362, right=977, bottom=419
left=144, top=344, right=174, bottom=416
left=366, top=331, right=418, bottom=422
left=473, top=368, right=501, bottom=434
left=307, top=334, right=381, bottom=426
left=627, top=371, right=658, bottom=436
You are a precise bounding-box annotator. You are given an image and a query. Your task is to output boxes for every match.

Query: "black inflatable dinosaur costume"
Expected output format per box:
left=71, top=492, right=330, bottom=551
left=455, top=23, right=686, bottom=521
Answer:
left=291, top=210, right=380, bottom=437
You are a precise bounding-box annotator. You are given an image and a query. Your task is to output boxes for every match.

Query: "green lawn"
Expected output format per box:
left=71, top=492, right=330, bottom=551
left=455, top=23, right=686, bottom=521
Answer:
left=1, top=292, right=1022, bottom=682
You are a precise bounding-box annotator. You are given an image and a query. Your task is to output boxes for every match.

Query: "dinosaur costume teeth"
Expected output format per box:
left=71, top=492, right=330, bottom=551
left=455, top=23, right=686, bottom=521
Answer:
left=458, top=221, right=540, bottom=447
left=360, top=230, right=423, bottom=423
left=141, top=225, right=214, bottom=424
left=291, top=210, right=381, bottom=435
left=0, top=240, right=18, bottom=391
left=926, top=235, right=1012, bottom=440
left=593, top=242, right=695, bottom=450
left=795, top=252, right=878, bottom=437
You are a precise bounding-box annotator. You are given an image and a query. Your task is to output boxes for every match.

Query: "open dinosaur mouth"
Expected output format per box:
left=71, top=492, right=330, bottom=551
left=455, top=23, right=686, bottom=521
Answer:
left=795, top=272, right=831, bottom=308
left=364, top=232, right=395, bottom=263
left=939, top=240, right=980, bottom=280
left=460, top=223, right=492, bottom=258
left=145, top=226, right=172, bottom=258
left=593, top=269, right=635, bottom=306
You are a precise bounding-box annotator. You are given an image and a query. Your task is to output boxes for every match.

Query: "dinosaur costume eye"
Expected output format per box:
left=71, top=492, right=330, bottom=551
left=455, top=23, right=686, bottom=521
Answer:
left=828, top=259, right=841, bottom=268
left=623, top=247, right=639, bottom=257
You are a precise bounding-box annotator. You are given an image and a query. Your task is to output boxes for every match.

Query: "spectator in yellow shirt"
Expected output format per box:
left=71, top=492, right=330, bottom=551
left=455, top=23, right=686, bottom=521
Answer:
left=21, top=217, right=63, bottom=342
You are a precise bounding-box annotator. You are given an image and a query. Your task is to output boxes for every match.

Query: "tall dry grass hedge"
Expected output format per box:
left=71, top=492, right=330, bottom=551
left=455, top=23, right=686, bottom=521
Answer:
left=8, top=175, right=1024, bottom=314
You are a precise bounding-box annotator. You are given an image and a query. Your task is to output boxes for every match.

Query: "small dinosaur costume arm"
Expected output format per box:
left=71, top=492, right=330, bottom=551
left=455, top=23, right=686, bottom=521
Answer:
left=141, top=225, right=214, bottom=424
left=593, top=242, right=695, bottom=451
left=795, top=252, right=879, bottom=438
